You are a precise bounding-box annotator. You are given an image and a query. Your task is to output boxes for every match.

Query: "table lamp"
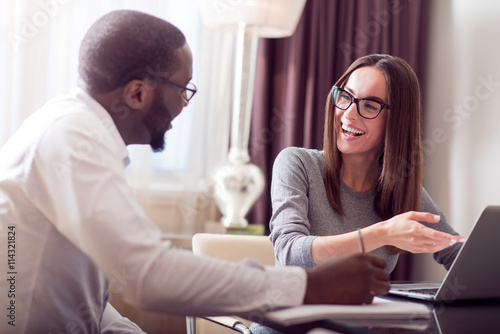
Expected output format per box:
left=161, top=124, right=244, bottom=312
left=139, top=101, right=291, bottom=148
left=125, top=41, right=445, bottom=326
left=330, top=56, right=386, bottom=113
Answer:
left=201, top=0, right=307, bottom=228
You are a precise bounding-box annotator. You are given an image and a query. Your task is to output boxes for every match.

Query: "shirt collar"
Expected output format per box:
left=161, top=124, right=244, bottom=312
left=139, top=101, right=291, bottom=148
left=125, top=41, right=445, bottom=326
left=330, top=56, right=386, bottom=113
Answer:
left=70, top=87, right=130, bottom=166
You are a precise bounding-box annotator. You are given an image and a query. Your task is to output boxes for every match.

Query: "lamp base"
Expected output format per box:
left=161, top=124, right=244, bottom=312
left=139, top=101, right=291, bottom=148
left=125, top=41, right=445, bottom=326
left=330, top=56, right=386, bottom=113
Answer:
left=210, top=160, right=265, bottom=228
left=221, top=216, right=249, bottom=229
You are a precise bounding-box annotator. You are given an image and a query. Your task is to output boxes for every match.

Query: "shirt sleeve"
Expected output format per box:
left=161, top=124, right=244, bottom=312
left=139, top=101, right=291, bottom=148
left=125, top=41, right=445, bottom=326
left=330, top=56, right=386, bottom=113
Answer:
left=25, top=113, right=307, bottom=316
left=269, top=147, right=317, bottom=269
left=419, top=188, right=462, bottom=270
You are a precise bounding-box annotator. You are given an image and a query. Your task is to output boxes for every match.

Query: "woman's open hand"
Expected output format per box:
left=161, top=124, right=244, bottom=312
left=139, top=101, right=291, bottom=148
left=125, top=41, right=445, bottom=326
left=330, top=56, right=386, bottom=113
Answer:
left=380, top=211, right=465, bottom=253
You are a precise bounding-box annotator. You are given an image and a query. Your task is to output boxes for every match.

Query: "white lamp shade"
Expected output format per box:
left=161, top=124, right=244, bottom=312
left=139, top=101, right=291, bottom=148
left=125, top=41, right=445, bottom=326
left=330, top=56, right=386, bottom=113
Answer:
left=200, top=0, right=307, bottom=38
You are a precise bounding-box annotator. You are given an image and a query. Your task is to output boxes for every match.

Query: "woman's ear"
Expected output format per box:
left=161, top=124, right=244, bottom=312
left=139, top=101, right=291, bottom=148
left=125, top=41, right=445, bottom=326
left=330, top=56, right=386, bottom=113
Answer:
left=122, top=79, right=154, bottom=110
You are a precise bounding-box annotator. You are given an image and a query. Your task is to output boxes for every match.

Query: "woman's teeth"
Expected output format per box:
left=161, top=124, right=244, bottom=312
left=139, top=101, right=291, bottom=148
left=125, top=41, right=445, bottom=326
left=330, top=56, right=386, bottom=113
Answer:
left=342, top=124, right=365, bottom=137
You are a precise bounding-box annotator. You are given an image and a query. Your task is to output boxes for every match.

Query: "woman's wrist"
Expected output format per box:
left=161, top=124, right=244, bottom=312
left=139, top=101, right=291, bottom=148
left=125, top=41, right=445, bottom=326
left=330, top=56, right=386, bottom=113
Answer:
left=362, top=221, right=387, bottom=251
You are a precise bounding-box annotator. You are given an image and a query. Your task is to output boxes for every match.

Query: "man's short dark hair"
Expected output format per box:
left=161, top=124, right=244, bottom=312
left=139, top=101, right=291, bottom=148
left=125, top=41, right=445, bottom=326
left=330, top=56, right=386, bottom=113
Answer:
left=78, top=10, right=186, bottom=93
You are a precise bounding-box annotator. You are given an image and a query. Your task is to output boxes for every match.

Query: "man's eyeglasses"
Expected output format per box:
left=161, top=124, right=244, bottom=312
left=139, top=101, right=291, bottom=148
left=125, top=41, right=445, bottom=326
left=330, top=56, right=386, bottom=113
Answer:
left=332, top=86, right=389, bottom=119
left=148, top=75, right=197, bottom=102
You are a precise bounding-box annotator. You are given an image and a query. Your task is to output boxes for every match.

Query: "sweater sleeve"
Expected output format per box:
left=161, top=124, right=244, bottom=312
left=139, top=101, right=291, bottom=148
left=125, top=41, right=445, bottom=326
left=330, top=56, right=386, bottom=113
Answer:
left=269, top=147, right=317, bottom=269
left=419, top=188, right=462, bottom=270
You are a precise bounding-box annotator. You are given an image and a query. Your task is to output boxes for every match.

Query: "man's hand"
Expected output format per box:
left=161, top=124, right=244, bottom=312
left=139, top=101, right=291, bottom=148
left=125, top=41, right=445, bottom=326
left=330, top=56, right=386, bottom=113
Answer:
left=303, top=253, right=390, bottom=305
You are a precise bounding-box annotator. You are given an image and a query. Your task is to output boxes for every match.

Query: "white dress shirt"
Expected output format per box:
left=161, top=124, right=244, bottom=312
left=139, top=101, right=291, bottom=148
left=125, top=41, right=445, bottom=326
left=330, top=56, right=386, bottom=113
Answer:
left=0, top=87, right=306, bottom=333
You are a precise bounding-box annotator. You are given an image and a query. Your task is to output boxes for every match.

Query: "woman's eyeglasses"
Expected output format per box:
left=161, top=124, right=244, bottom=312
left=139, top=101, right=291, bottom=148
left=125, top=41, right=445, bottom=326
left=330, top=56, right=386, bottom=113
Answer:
left=332, top=86, right=389, bottom=119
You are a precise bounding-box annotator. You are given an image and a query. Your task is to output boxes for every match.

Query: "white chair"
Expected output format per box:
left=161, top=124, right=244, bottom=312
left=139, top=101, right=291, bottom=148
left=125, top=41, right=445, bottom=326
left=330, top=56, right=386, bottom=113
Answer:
left=186, top=233, right=275, bottom=334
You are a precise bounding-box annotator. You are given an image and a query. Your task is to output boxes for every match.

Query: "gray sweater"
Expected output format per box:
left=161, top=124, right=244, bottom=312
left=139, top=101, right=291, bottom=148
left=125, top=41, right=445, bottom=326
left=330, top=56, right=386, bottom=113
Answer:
left=269, top=147, right=461, bottom=272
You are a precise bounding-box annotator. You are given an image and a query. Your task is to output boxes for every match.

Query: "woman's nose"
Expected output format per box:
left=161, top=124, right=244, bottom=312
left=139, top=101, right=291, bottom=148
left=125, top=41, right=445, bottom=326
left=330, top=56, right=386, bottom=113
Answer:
left=343, top=102, right=359, bottom=120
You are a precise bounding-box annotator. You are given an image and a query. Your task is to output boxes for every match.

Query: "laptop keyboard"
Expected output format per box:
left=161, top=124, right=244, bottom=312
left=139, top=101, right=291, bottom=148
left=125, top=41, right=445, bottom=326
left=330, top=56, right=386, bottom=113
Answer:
left=404, top=288, right=439, bottom=295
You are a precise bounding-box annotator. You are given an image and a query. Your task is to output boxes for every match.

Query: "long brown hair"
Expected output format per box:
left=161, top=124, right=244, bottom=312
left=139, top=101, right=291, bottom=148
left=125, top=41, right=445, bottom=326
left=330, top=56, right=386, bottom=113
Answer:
left=323, top=54, right=423, bottom=220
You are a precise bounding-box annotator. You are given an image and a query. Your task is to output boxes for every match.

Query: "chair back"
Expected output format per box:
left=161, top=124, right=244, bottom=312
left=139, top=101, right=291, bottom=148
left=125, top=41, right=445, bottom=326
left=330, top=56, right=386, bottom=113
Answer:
left=192, top=233, right=275, bottom=266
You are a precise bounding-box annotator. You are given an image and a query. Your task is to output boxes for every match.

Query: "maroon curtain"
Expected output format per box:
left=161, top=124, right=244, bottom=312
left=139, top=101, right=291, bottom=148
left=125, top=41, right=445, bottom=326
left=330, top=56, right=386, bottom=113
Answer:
left=247, top=0, right=428, bottom=280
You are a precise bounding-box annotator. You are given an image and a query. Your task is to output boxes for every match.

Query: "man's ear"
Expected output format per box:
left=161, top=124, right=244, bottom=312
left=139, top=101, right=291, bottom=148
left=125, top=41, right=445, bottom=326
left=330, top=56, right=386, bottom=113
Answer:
left=122, top=79, right=154, bottom=110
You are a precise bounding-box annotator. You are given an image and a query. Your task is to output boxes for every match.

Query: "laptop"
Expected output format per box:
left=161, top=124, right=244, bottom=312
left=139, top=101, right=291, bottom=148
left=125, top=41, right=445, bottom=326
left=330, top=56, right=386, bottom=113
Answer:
left=389, top=206, right=500, bottom=302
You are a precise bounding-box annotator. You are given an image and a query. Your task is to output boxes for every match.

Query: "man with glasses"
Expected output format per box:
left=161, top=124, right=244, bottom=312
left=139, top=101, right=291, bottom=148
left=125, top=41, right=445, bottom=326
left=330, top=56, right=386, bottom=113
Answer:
left=0, top=10, right=389, bottom=333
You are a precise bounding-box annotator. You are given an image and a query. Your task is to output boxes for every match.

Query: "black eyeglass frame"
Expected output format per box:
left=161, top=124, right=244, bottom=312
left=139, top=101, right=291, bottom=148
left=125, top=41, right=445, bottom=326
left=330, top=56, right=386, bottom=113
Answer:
left=144, top=75, right=197, bottom=102
left=332, top=86, right=389, bottom=119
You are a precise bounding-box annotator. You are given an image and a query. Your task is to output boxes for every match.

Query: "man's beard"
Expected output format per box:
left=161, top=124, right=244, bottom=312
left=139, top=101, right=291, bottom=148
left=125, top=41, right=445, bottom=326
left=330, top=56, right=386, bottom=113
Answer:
left=143, top=94, right=172, bottom=153
left=149, top=126, right=168, bottom=152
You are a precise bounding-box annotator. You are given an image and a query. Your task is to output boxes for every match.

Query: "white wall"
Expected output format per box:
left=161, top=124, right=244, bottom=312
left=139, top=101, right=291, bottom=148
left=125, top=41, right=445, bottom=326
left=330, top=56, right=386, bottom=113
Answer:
left=414, top=0, right=500, bottom=281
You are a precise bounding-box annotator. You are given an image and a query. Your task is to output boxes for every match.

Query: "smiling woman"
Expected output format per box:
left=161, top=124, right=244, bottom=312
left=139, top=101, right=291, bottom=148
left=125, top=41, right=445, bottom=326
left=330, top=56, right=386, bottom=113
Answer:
left=268, top=54, right=464, bottom=276
left=324, top=55, right=422, bottom=218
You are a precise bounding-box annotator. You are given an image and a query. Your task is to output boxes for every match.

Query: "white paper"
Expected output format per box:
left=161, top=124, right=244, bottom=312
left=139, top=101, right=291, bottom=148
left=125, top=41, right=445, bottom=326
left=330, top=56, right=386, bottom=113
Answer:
left=264, top=298, right=431, bottom=326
